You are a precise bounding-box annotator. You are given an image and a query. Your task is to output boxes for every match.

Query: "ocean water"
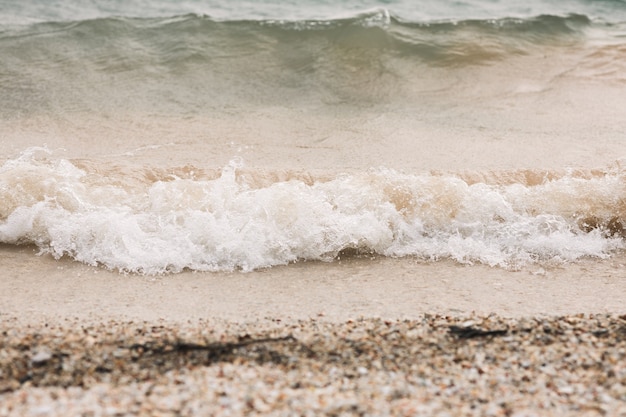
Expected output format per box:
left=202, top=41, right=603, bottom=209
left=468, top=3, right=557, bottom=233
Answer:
left=1, top=0, right=626, bottom=274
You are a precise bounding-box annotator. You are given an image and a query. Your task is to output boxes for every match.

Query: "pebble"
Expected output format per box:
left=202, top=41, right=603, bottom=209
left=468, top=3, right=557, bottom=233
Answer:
left=0, top=314, right=625, bottom=416
left=30, top=350, right=52, bottom=365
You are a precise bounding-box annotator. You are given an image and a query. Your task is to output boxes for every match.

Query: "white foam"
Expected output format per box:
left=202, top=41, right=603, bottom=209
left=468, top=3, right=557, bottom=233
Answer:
left=1, top=149, right=624, bottom=273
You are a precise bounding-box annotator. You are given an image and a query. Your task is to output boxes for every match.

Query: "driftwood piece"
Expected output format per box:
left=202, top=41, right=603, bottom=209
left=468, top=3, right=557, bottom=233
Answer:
left=448, top=325, right=509, bottom=339
left=126, top=335, right=299, bottom=359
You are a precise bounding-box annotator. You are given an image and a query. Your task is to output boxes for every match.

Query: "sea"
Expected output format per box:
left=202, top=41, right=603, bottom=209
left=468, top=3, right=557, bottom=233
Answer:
left=1, top=0, right=626, bottom=275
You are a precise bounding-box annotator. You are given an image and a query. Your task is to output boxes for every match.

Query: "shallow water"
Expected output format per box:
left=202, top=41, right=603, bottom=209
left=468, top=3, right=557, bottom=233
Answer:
left=2, top=0, right=626, bottom=275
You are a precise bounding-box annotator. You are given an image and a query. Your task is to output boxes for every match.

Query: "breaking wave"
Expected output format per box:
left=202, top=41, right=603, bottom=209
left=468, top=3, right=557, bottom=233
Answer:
left=1, top=148, right=625, bottom=274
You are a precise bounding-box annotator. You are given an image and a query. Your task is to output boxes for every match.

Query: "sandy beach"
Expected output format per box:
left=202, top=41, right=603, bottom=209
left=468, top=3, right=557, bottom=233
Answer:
left=2, top=1, right=626, bottom=414
left=1, top=313, right=625, bottom=416
left=2, top=247, right=626, bottom=416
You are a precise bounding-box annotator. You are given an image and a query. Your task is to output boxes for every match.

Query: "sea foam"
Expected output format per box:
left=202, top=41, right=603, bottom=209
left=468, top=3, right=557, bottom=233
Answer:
left=1, top=148, right=624, bottom=274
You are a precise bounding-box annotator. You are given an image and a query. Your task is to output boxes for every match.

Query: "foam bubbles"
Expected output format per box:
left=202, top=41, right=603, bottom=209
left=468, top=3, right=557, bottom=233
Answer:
left=1, top=149, right=624, bottom=273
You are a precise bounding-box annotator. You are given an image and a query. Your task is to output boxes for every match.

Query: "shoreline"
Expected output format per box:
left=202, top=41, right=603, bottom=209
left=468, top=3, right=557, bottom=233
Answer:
left=2, top=245, right=626, bottom=326
left=2, top=247, right=626, bottom=415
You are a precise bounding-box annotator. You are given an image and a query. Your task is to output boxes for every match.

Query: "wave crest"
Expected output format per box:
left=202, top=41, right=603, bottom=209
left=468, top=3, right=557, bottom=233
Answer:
left=1, top=150, right=625, bottom=274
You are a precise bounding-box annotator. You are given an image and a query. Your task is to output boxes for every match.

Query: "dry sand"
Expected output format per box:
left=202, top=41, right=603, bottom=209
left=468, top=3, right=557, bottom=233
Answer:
left=2, top=314, right=626, bottom=416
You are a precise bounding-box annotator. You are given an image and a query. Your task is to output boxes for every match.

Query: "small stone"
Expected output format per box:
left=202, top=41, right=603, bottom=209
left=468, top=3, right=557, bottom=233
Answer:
left=31, top=349, right=52, bottom=364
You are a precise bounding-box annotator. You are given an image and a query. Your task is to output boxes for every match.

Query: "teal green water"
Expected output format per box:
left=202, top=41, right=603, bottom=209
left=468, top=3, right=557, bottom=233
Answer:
left=3, top=0, right=626, bottom=23
left=1, top=4, right=624, bottom=118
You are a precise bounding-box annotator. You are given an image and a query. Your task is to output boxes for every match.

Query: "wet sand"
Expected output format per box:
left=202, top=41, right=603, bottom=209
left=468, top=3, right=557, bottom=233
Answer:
left=2, top=245, right=626, bottom=325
